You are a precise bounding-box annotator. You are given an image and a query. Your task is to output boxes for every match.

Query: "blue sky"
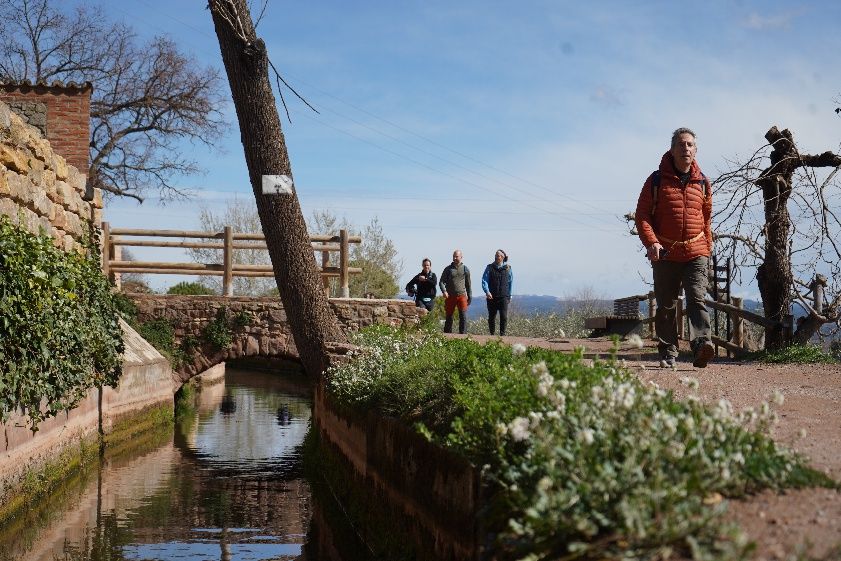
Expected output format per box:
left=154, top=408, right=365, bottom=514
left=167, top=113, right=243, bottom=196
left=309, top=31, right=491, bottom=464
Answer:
left=100, top=0, right=841, bottom=298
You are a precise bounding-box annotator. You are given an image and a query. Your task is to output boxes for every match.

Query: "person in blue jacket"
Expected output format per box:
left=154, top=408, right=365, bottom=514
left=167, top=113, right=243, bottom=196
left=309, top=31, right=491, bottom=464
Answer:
left=481, top=249, right=513, bottom=336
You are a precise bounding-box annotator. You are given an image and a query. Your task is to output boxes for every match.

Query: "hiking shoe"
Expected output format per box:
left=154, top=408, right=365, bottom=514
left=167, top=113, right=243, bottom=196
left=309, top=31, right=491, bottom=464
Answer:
left=693, top=341, right=715, bottom=368
left=659, top=356, right=676, bottom=369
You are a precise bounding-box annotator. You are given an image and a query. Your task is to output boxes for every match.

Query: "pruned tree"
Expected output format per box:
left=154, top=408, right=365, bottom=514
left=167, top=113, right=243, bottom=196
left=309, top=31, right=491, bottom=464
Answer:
left=714, top=127, right=841, bottom=348
left=0, top=0, right=226, bottom=201
left=208, top=0, right=346, bottom=376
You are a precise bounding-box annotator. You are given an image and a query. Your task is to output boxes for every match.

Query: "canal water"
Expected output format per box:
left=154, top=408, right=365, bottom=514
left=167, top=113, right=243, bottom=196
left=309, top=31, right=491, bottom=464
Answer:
left=0, top=366, right=361, bottom=561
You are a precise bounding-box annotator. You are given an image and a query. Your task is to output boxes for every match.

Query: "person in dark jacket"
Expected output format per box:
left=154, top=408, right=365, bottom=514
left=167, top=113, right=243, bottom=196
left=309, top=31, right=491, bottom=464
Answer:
left=635, top=127, right=714, bottom=369
left=405, top=258, right=437, bottom=311
left=439, top=249, right=472, bottom=334
left=481, top=249, right=513, bottom=336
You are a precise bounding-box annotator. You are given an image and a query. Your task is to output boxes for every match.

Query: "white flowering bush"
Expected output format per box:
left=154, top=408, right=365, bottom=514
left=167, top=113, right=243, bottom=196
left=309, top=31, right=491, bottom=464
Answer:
left=325, top=324, right=437, bottom=409
left=325, top=326, right=833, bottom=561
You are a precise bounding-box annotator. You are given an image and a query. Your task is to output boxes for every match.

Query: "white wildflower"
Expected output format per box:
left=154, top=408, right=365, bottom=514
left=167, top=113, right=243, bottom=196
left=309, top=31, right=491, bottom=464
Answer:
left=713, top=399, right=733, bottom=420
left=511, top=343, right=527, bottom=356
left=720, top=466, right=731, bottom=480
left=680, top=376, right=700, bottom=391
left=496, top=422, right=508, bottom=437
left=798, top=428, right=807, bottom=439
left=611, top=382, right=636, bottom=409
left=626, top=333, right=644, bottom=349
left=732, top=452, right=745, bottom=465
left=531, top=361, right=549, bottom=376
left=537, top=476, right=553, bottom=493
left=667, top=441, right=685, bottom=459
left=578, top=428, right=595, bottom=445
left=772, top=390, right=785, bottom=406
left=508, top=417, right=531, bottom=441
left=552, top=391, right=566, bottom=412
left=559, top=379, right=571, bottom=390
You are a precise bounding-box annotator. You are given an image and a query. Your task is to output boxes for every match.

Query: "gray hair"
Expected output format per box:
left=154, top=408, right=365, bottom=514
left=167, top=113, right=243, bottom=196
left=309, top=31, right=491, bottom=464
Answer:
left=671, top=127, right=697, bottom=148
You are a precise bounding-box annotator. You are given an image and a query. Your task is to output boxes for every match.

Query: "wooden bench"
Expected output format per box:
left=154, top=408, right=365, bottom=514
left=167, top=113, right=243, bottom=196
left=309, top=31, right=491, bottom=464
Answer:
left=584, top=294, right=648, bottom=337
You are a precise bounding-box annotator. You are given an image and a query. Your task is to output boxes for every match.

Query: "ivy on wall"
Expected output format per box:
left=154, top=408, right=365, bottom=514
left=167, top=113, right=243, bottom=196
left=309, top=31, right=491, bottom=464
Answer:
left=0, top=216, right=124, bottom=428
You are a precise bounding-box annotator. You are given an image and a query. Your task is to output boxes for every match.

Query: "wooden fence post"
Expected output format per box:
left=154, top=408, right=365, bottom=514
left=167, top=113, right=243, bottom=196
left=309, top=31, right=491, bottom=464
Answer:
left=731, top=297, right=744, bottom=350
left=113, top=245, right=122, bottom=291
left=223, top=226, right=234, bottom=297
left=101, top=221, right=114, bottom=285
left=648, top=291, right=656, bottom=340
left=321, top=243, right=331, bottom=297
left=340, top=229, right=350, bottom=298
left=811, top=274, right=827, bottom=314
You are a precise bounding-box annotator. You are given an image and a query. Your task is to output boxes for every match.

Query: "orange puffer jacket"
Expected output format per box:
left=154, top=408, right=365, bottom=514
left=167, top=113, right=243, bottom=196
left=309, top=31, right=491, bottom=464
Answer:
left=635, top=152, right=712, bottom=262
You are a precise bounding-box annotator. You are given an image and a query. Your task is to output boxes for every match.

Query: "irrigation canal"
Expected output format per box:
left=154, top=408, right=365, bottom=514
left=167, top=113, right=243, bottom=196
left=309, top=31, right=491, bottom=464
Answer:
left=0, top=367, right=369, bottom=561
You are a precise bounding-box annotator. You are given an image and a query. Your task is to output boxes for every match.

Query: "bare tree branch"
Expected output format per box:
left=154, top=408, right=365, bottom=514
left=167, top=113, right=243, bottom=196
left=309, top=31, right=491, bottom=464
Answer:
left=0, top=0, right=226, bottom=202
left=713, top=124, right=841, bottom=347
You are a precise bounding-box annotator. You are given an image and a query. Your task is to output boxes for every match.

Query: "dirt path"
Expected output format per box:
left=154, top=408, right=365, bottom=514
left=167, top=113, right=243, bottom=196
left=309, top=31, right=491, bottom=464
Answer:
left=447, top=334, right=841, bottom=559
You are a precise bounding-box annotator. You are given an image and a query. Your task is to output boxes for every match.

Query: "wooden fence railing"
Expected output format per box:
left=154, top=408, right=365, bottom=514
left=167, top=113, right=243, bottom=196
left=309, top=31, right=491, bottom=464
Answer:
left=101, top=222, right=362, bottom=297
left=637, top=293, right=794, bottom=355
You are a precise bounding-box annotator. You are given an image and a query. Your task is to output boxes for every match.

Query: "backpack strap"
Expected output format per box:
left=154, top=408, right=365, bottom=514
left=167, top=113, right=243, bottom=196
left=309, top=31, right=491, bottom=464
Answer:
left=649, top=170, right=660, bottom=216
left=651, top=170, right=709, bottom=217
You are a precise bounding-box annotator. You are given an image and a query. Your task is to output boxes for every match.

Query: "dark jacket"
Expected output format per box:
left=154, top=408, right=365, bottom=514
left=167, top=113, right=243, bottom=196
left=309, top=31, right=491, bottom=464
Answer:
left=406, top=271, right=437, bottom=303
left=482, top=262, right=513, bottom=298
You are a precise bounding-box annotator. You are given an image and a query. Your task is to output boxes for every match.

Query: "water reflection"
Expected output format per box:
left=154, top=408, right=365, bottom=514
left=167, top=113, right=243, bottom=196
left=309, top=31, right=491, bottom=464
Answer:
left=0, top=367, right=314, bottom=561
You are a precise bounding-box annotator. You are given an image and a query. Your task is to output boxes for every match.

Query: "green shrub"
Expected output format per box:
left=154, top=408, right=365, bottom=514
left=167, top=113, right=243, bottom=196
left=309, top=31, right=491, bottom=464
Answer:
left=756, top=344, right=837, bottom=364
left=166, top=281, right=216, bottom=296
left=326, top=326, right=832, bottom=561
left=202, top=307, right=232, bottom=350
left=112, top=292, right=139, bottom=322
left=233, top=310, right=252, bottom=328
left=0, top=217, right=123, bottom=427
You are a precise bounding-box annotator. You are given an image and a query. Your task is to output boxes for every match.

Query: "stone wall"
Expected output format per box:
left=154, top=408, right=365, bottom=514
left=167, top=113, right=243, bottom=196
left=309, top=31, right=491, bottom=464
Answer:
left=0, top=99, right=101, bottom=253
left=128, top=294, right=424, bottom=380
left=313, top=383, right=482, bottom=561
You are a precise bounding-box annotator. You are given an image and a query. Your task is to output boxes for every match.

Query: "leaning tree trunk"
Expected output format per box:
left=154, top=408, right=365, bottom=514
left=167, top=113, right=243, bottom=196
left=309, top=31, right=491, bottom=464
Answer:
left=755, top=127, right=796, bottom=350
left=208, top=0, right=346, bottom=376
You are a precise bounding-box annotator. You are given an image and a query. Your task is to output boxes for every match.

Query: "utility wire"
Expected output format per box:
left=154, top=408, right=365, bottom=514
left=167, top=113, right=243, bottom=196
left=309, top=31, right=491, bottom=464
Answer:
left=124, top=1, right=629, bottom=234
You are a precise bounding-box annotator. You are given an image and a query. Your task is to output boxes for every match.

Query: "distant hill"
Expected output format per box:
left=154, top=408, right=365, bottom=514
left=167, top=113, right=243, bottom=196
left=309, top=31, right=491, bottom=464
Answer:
left=402, top=293, right=766, bottom=318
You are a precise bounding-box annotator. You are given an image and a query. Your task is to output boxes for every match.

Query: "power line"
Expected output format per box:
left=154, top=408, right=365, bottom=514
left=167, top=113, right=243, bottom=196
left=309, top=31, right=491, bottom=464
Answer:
left=289, top=106, right=621, bottom=233
left=118, top=3, right=626, bottom=233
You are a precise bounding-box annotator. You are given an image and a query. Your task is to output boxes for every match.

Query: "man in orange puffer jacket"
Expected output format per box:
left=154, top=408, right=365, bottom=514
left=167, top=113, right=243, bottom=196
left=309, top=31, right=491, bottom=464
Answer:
left=635, top=128, right=715, bottom=368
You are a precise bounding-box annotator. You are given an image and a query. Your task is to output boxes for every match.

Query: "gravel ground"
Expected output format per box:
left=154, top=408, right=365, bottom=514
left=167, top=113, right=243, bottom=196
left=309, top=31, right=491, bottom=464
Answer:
left=446, top=333, right=841, bottom=560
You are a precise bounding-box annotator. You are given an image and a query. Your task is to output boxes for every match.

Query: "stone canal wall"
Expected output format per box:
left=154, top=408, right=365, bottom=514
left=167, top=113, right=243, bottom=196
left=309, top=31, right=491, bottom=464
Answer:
left=313, top=383, right=483, bottom=561
left=0, top=320, right=174, bottom=517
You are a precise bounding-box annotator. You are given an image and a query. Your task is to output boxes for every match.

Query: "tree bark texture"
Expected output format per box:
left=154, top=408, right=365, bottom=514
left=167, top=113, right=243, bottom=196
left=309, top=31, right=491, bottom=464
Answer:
left=755, top=127, right=796, bottom=349
left=208, top=0, right=347, bottom=376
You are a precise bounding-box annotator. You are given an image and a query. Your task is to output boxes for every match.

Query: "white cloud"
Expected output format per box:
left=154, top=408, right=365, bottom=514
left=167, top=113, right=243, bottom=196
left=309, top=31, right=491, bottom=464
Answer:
left=742, top=11, right=797, bottom=30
